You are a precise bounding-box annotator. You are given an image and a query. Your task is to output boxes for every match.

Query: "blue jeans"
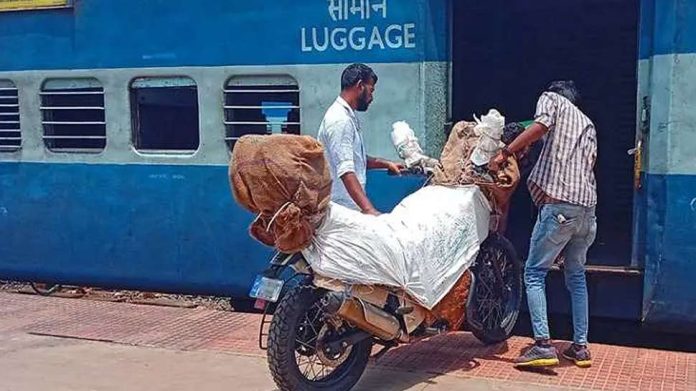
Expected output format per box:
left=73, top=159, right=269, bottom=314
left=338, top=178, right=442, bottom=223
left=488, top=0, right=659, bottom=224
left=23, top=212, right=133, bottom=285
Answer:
left=525, top=203, right=597, bottom=345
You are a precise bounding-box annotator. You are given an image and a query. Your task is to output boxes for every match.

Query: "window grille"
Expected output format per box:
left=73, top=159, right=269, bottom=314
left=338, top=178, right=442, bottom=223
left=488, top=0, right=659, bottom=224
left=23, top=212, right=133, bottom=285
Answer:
left=224, top=76, right=300, bottom=149
left=0, top=79, right=20, bottom=151
left=41, top=78, right=106, bottom=152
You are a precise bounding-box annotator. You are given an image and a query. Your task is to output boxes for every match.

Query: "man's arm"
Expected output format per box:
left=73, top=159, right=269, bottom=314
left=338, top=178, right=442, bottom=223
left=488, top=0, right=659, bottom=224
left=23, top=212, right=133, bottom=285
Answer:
left=490, top=93, right=557, bottom=171
left=341, top=172, right=380, bottom=215
left=323, top=121, right=381, bottom=215
left=490, top=123, right=547, bottom=171
left=367, top=155, right=404, bottom=174
left=507, top=122, right=548, bottom=155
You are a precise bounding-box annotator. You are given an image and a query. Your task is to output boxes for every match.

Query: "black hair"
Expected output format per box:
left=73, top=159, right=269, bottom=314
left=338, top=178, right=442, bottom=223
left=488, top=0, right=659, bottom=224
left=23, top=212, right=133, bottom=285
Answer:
left=341, top=63, right=378, bottom=90
left=502, top=122, right=541, bottom=176
left=547, top=80, right=581, bottom=105
left=502, top=122, right=525, bottom=145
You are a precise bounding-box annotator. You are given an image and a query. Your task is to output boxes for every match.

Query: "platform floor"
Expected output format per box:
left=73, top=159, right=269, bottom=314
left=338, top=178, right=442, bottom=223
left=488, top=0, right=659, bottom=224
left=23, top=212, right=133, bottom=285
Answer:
left=0, top=292, right=693, bottom=391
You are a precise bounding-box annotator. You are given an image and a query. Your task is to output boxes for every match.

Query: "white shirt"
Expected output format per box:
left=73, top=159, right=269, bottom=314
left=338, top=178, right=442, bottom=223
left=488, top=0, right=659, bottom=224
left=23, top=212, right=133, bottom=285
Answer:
left=317, top=97, right=367, bottom=210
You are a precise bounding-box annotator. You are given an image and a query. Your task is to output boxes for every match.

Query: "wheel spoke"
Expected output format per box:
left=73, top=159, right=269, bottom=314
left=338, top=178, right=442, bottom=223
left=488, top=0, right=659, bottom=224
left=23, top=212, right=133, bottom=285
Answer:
left=295, top=338, right=315, bottom=351
left=304, top=312, right=321, bottom=336
left=475, top=247, right=512, bottom=330
left=297, top=353, right=311, bottom=377
left=310, top=302, right=324, bottom=323
left=308, top=355, right=319, bottom=379
left=293, top=301, right=343, bottom=382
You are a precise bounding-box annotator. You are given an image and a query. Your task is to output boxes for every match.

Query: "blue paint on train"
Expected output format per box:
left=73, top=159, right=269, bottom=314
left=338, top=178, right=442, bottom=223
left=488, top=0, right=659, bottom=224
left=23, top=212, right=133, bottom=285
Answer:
left=0, top=0, right=448, bottom=71
left=637, top=173, right=696, bottom=332
left=639, top=0, right=696, bottom=59
left=0, top=162, right=424, bottom=296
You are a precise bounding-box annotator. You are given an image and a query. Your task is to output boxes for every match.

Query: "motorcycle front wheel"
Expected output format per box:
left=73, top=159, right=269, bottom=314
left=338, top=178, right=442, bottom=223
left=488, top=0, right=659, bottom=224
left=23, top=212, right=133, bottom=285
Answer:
left=467, top=233, right=523, bottom=344
left=267, top=285, right=372, bottom=391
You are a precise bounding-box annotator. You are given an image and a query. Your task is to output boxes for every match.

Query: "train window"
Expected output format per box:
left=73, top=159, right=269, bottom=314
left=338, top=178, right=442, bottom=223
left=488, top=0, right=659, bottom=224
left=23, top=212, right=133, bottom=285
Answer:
left=130, top=76, right=200, bottom=153
left=0, top=79, right=20, bottom=152
left=224, top=75, right=300, bottom=149
left=41, top=78, right=106, bottom=152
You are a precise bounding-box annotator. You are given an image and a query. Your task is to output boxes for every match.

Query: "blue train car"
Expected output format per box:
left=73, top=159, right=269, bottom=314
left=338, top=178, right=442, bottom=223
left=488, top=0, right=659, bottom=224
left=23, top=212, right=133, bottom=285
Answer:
left=0, top=0, right=438, bottom=298
left=1, top=0, right=694, bottom=333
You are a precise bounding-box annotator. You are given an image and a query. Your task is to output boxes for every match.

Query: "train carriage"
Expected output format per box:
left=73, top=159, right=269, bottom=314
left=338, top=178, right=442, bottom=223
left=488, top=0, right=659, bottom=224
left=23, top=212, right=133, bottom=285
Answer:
left=1, top=0, right=694, bottom=333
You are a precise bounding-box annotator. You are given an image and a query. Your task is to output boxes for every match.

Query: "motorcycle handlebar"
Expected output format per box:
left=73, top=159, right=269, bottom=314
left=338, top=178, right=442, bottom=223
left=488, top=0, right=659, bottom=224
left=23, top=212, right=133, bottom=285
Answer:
left=387, top=167, right=430, bottom=177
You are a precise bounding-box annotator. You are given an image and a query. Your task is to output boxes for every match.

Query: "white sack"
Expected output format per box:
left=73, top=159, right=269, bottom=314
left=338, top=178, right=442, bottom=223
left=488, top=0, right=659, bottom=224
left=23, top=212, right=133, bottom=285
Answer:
left=390, top=121, right=439, bottom=172
left=301, top=185, right=491, bottom=309
left=470, top=109, right=505, bottom=166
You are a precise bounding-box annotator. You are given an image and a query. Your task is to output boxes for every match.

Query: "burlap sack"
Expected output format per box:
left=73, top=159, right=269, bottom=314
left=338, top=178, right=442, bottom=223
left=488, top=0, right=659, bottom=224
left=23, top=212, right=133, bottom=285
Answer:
left=229, top=135, right=332, bottom=253
left=426, top=270, right=472, bottom=330
left=431, top=121, right=520, bottom=229
left=422, top=121, right=521, bottom=327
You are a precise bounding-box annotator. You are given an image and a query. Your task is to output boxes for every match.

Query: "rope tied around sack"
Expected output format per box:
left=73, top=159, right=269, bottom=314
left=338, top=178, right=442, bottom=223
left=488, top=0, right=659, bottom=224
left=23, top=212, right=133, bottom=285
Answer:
left=254, top=201, right=293, bottom=233
left=250, top=193, right=329, bottom=253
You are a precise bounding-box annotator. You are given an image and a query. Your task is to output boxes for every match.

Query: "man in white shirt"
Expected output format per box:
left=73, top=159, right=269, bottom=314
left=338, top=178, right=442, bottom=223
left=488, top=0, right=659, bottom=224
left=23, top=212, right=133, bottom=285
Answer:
left=318, top=63, right=403, bottom=215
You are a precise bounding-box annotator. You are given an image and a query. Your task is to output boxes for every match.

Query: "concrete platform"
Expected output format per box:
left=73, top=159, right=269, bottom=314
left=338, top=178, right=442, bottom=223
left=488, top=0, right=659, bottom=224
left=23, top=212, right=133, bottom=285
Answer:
left=0, top=292, right=693, bottom=391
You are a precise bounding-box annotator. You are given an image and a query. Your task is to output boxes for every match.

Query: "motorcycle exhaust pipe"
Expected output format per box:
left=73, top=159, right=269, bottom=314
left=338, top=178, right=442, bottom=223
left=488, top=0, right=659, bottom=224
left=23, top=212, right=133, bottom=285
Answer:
left=322, top=292, right=406, bottom=342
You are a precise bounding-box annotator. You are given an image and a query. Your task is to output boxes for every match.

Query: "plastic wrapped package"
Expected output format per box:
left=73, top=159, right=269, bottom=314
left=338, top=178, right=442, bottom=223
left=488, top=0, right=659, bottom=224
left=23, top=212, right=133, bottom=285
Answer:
left=390, top=121, right=440, bottom=173
left=302, top=185, right=491, bottom=309
left=469, top=109, right=505, bottom=166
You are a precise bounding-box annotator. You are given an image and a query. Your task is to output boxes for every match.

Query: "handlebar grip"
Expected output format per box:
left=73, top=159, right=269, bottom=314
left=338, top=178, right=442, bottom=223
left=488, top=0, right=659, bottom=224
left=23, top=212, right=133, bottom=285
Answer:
left=388, top=167, right=430, bottom=177
left=387, top=168, right=411, bottom=176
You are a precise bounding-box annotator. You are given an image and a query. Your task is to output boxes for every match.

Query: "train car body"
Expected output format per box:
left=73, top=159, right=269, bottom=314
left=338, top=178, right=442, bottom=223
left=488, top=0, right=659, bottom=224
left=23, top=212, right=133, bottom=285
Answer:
left=0, top=0, right=694, bottom=333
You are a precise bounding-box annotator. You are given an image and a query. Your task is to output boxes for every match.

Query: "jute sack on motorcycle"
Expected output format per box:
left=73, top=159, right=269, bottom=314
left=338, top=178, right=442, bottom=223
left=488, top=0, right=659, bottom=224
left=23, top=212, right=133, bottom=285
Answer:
left=432, top=120, right=520, bottom=231
left=229, top=134, right=332, bottom=253
left=422, top=120, right=521, bottom=326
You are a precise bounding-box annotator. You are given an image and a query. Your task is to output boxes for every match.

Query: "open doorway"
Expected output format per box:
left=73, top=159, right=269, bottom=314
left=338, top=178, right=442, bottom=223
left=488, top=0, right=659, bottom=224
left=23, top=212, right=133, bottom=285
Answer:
left=451, top=0, right=639, bottom=266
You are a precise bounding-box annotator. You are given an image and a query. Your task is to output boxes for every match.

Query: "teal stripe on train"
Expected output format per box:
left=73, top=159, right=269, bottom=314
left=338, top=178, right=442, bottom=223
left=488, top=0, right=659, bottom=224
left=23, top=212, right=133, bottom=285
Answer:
left=637, top=54, right=696, bottom=176
left=0, top=62, right=449, bottom=165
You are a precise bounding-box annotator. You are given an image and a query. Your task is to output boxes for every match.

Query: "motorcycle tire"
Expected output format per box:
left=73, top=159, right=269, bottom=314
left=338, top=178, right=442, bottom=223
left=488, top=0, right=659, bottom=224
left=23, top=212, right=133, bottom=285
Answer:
left=468, top=233, right=523, bottom=345
left=267, top=285, right=372, bottom=391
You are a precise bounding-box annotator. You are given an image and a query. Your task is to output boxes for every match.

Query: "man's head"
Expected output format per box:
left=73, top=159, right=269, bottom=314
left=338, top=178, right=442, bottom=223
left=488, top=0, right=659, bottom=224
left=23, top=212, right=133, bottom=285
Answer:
left=547, top=80, right=581, bottom=106
left=341, top=63, right=378, bottom=112
left=502, top=122, right=525, bottom=146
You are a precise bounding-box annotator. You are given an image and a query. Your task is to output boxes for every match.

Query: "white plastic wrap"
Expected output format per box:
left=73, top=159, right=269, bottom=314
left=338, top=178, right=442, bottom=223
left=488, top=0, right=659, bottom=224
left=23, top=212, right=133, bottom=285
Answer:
left=390, top=121, right=440, bottom=172
left=301, top=185, right=491, bottom=309
left=470, top=109, right=506, bottom=166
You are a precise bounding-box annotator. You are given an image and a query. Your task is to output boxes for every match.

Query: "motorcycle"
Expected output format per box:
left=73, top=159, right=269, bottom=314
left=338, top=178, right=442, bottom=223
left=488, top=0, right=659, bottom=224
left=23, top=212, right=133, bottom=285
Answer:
left=248, top=192, right=522, bottom=391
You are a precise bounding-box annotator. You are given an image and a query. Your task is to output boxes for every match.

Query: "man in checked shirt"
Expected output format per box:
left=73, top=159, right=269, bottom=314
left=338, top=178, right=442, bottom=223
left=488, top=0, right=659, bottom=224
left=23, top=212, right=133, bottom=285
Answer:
left=490, top=81, right=597, bottom=368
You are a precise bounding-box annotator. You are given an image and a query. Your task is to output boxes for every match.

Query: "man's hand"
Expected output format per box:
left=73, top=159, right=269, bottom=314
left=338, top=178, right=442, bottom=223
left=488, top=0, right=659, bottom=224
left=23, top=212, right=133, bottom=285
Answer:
left=489, top=152, right=507, bottom=172
left=368, top=156, right=404, bottom=175
left=341, top=172, right=379, bottom=215
left=386, top=161, right=405, bottom=176
left=492, top=122, right=548, bottom=172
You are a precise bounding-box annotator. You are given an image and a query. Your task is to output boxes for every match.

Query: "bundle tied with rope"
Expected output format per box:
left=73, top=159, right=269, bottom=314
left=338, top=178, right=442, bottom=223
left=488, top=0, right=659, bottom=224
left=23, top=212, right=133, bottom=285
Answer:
left=229, top=135, right=332, bottom=253
left=431, top=120, right=520, bottom=232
